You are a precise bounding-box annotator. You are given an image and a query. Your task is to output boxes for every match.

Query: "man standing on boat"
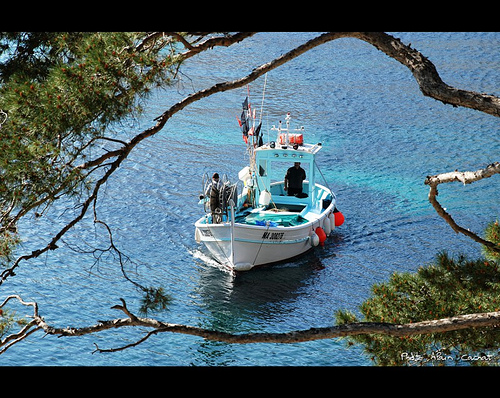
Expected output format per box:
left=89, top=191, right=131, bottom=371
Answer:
left=284, top=162, right=306, bottom=196
left=205, top=173, right=222, bottom=223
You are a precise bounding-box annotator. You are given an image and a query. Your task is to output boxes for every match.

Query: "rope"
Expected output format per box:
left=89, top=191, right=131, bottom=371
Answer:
left=314, top=159, right=336, bottom=200
left=251, top=222, right=270, bottom=266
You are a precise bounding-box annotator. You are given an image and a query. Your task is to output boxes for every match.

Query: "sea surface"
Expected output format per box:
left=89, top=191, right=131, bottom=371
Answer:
left=3, top=32, right=499, bottom=366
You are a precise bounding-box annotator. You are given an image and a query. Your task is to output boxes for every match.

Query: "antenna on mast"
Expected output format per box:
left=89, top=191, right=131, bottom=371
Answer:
left=259, top=73, right=267, bottom=125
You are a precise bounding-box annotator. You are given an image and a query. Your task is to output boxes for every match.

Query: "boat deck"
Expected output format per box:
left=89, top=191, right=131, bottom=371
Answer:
left=235, top=208, right=309, bottom=227
left=198, top=182, right=333, bottom=228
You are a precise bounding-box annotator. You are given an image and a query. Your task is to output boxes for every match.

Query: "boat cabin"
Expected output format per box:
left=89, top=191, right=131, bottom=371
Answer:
left=238, top=139, right=333, bottom=220
left=199, top=112, right=334, bottom=228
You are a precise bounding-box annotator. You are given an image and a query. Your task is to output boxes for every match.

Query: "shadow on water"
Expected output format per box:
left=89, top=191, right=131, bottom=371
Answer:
left=194, top=250, right=325, bottom=316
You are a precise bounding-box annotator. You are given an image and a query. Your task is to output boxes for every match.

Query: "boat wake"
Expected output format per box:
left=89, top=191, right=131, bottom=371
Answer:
left=188, top=248, right=234, bottom=275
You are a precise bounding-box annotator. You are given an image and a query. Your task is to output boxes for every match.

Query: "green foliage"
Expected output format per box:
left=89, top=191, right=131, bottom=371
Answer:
left=0, top=307, right=28, bottom=339
left=0, top=230, right=21, bottom=267
left=0, top=33, right=184, bottom=342
left=483, top=220, right=500, bottom=262
left=0, top=32, right=181, bottom=265
left=0, top=308, right=15, bottom=338
left=139, top=287, right=173, bottom=316
left=336, top=251, right=500, bottom=366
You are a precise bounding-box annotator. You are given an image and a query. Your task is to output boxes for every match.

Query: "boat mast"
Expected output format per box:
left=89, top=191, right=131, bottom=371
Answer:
left=244, top=77, right=267, bottom=184
left=236, top=77, right=268, bottom=208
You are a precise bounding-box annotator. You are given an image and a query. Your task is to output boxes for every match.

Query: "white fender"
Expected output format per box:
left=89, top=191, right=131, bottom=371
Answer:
left=233, top=262, right=254, bottom=271
left=328, top=213, right=336, bottom=232
left=310, top=232, right=320, bottom=247
left=259, top=190, right=272, bottom=206
left=323, top=215, right=332, bottom=235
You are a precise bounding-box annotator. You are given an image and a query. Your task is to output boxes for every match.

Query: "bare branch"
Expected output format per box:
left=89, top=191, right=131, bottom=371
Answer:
left=0, top=295, right=42, bottom=354
left=425, top=162, right=500, bottom=252
left=354, top=32, right=500, bottom=117
left=93, top=328, right=158, bottom=353
left=0, top=145, right=123, bottom=285
left=4, top=296, right=500, bottom=354
left=151, top=33, right=353, bottom=128
left=179, top=32, right=257, bottom=60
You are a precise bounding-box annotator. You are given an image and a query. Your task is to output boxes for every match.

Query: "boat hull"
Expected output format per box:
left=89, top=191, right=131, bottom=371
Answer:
left=195, top=199, right=336, bottom=271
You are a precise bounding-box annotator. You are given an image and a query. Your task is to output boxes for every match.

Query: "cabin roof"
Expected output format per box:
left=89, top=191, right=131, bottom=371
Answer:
left=255, top=142, right=323, bottom=161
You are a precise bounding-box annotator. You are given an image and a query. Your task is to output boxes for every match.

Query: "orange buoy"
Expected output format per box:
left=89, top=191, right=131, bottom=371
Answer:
left=334, top=210, right=345, bottom=227
left=315, top=227, right=327, bottom=246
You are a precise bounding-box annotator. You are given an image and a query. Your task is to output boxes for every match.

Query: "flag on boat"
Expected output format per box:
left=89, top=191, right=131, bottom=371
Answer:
left=239, top=96, right=260, bottom=144
left=239, top=97, right=250, bottom=143
left=255, top=122, right=263, bottom=147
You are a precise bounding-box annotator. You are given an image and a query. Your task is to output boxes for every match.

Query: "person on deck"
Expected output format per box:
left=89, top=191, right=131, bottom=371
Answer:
left=205, top=173, right=222, bottom=223
left=284, top=162, right=306, bottom=196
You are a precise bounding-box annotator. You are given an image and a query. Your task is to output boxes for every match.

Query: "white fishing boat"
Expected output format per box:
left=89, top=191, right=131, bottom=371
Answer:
left=194, top=91, right=344, bottom=272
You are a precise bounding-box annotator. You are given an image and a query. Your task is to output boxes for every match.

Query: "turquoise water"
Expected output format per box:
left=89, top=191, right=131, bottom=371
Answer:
left=3, top=32, right=499, bottom=366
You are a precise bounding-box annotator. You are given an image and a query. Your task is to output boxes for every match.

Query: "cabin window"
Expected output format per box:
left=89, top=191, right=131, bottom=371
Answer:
left=258, top=159, right=267, bottom=176
left=269, top=161, right=310, bottom=184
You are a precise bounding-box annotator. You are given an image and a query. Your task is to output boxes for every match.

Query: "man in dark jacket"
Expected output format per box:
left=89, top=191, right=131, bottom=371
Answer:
left=284, top=162, right=306, bottom=196
left=205, top=173, right=222, bottom=223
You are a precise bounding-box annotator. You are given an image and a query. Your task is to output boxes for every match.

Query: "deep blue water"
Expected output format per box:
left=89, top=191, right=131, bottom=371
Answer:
left=3, top=32, right=499, bottom=366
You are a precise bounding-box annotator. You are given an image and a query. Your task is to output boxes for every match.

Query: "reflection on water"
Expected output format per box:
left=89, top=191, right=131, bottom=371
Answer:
left=196, top=256, right=319, bottom=322
left=191, top=249, right=337, bottom=366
